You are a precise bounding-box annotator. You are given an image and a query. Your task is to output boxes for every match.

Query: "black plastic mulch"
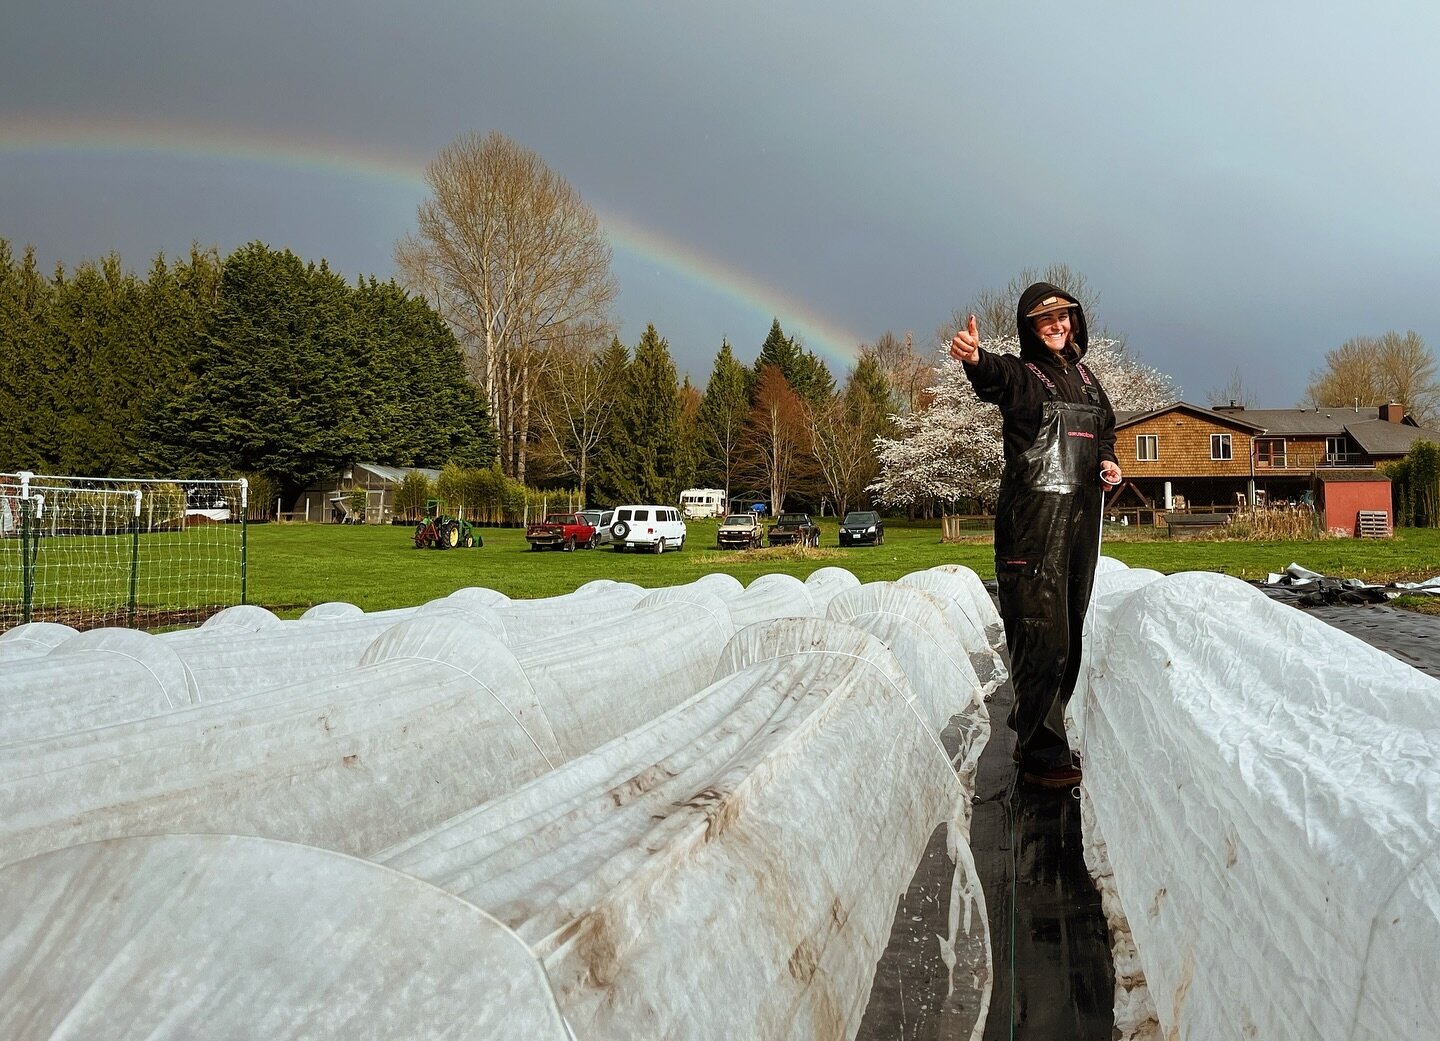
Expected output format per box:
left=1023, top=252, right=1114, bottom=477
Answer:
left=971, top=676, right=1114, bottom=1041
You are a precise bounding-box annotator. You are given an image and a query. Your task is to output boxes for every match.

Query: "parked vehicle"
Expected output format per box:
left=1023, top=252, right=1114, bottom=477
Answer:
left=679, top=488, right=727, bottom=519
left=767, top=512, right=820, bottom=547
left=716, top=512, right=763, bottom=550
left=577, top=508, right=615, bottom=545
left=838, top=510, right=885, bottom=546
left=525, top=513, right=598, bottom=551
left=610, top=505, right=686, bottom=554
left=413, top=505, right=480, bottom=550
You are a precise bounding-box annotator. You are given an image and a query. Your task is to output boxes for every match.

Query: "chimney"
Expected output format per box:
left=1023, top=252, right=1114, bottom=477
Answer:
left=1381, top=402, right=1404, bottom=423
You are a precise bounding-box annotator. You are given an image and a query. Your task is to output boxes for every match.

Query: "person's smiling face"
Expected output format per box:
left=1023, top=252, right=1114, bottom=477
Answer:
left=1031, top=309, right=1072, bottom=353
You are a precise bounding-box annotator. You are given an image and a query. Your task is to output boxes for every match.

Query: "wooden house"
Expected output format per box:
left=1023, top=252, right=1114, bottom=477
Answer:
left=1110, top=401, right=1440, bottom=531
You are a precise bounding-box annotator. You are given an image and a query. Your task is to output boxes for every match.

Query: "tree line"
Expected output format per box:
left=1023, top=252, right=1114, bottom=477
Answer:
left=0, top=239, right=495, bottom=501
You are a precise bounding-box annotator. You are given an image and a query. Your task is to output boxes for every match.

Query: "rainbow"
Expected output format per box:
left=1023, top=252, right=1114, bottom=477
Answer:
left=0, top=114, right=866, bottom=369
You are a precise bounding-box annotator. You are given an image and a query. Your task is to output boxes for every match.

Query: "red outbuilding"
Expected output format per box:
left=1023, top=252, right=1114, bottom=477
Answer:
left=1315, top=470, right=1393, bottom=537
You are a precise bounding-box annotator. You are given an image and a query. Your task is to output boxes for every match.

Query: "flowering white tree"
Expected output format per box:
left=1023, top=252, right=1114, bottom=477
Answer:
left=870, top=336, right=1176, bottom=510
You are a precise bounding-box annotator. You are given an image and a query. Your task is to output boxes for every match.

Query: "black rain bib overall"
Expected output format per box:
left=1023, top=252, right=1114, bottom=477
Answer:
left=994, top=362, right=1105, bottom=766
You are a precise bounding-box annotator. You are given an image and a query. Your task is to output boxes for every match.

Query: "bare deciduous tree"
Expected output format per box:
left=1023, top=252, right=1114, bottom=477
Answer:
left=1206, top=366, right=1258, bottom=409
left=737, top=365, right=809, bottom=515
left=1303, top=331, right=1439, bottom=425
left=395, top=131, right=617, bottom=482
left=532, top=333, right=621, bottom=501
left=861, top=331, right=929, bottom=417
left=807, top=387, right=880, bottom=518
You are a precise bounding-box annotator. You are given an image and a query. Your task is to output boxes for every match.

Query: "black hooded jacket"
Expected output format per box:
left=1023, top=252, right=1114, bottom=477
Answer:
left=961, top=281, right=1117, bottom=466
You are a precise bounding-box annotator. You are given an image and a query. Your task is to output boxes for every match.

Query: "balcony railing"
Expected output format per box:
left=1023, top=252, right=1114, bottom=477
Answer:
left=1317, top=452, right=1370, bottom=468
left=1253, top=452, right=1372, bottom=470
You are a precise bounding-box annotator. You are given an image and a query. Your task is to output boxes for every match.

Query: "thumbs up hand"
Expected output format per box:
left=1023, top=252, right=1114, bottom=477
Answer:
left=949, top=314, right=980, bottom=364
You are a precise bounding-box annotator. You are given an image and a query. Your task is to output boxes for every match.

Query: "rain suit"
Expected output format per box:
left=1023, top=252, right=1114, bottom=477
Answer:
left=962, top=282, right=1117, bottom=766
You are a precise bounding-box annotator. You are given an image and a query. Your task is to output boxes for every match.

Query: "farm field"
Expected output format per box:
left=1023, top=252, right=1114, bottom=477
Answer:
left=245, top=519, right=1440, bottom=617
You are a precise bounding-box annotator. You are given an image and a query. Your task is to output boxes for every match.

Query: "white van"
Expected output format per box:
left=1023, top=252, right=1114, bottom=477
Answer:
left=679, top=488, right=727, bottom=519
left=610, top=505, right=687, bottom=553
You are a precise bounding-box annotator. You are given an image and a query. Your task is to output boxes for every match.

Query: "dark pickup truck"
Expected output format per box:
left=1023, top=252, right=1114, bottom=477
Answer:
left=767, top=512, right=820, bottom=547
left=524, top=513, right=598, bottom=551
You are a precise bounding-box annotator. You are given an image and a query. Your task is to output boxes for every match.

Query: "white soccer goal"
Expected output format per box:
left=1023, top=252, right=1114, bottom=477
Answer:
left=0, top=472, right=248, bottom=632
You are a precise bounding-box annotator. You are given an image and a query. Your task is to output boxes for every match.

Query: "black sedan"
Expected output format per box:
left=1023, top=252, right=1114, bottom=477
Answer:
left=838, top=510, right=884, bottom=546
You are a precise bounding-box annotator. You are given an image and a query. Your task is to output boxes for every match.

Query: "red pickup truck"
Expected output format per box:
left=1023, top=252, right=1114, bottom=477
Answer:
left=524, top=513, right=598, bottom=551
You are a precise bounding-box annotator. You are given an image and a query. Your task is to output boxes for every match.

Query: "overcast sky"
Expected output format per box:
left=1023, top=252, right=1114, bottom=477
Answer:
left=4, top=2, right=1438, bottom=406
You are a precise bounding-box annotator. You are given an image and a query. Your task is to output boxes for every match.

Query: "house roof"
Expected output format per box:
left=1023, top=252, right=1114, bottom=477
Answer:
left=1224, top=407, right=1381, bottom=435
left=1344, top=419, right=1440, bottom=456
left=1115, top=402, right=1267, bottom=432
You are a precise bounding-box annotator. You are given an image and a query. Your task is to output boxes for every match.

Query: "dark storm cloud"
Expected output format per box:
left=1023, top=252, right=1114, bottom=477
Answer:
left=4, top=2, right=1439, bottom=404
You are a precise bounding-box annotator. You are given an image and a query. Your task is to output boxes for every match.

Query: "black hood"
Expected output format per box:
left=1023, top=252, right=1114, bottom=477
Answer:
left=1016, top=281, right=1088, bottom=365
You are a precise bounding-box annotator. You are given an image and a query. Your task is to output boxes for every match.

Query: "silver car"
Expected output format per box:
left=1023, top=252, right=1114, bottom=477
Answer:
left=577, top=509, right=615, bottom=545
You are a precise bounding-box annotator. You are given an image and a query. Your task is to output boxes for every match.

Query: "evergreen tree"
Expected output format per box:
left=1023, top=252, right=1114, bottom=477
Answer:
left=145, top=243, right=365, bottom=494
left=350, top=277, right=495, bottom=469
left=847, top=353, right=897, bottom=441
left=623, top=324, right=682, bottom=503
left=674, top=375, right=702, bottom=495
left=587, top=337, right=638, bottom=506
left=0, top=242, right=56, bottom=470
left=697, top=339, right=750, bottom=495
left=753, top=317, right=835, bottom=405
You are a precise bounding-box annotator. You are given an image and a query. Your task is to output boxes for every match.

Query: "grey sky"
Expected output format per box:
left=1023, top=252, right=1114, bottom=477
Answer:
left=4, top=2, right=1438, bottom=406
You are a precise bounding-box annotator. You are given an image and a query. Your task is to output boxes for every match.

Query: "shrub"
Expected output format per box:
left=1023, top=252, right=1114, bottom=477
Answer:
left=393, top=471, right=434, bottom=521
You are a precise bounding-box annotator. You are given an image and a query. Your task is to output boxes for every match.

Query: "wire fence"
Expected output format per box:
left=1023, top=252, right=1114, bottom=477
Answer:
left=0, top=472, right=248, bottom=633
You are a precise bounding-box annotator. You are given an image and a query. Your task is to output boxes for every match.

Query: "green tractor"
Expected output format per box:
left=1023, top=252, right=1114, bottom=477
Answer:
left=413, top=499, right=481, bottom=550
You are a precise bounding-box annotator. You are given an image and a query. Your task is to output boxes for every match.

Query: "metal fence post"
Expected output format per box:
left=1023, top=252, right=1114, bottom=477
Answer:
left=21, top=494, right=40, bottom=625
left=239, top=477, right=249, bottom=605
left=128, top=490, right=142, bottom=628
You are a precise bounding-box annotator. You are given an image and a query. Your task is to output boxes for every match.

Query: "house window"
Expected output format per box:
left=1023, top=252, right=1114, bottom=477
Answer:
left=1210, top=433, right=1233, bottom=460
left=1325, top=436, right=1347, bottom=462
left=1255, top=438, right=1286, bottom=468
left=1136, top=434, right=1158, bottom=461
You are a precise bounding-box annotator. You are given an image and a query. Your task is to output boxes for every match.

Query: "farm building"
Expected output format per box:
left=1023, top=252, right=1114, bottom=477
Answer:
left=289, top=463, right=439, bottom=524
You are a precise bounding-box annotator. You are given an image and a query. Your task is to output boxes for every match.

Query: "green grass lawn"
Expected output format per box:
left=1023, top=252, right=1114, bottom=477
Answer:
left=245, top=519, right=1440, bottom=616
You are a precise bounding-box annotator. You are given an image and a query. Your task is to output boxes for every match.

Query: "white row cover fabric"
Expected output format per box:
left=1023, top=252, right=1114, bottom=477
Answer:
left=0, top=623, right=546, bottom=866
left=0, top=628, right=199, bottom=745
left=493, top=581, right=647, bottom=637
left=382, top=617, right=987, bottom=1041
left=0, top=834, right=570, bottom=1041
left=0, top=605, right=499, bottom=745
left=0, top=597, right=736, bottom=867
left=895, top=565, right=1008, bottom=692
left=727, top=572, right=819, bottom=629
left=299, top=600, right=367, bottom=619
left=505, top=599, right=736, bottom=761
left=824, top=582, right=990, bottom=795
left=802, top=565, right=862, bottom=613
left=0, top=621, right=78, bottom=663
left=1082, top=568, right=1440, bottom=1041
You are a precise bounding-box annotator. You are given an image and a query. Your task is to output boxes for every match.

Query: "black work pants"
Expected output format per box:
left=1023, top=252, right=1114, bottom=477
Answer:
left=995, top=486, right=1101, bottom=765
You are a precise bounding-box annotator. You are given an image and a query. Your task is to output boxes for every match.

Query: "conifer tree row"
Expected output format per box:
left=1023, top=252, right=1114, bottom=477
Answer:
left=0, top=239, right=496, bottom=499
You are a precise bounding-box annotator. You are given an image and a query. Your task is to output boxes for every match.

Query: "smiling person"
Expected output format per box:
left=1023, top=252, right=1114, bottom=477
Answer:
left=949, top=281, right=1121, bottom=788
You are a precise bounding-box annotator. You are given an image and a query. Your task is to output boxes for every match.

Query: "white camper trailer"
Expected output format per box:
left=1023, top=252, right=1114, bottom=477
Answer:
left=679, top=488, right=727, bottom=519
